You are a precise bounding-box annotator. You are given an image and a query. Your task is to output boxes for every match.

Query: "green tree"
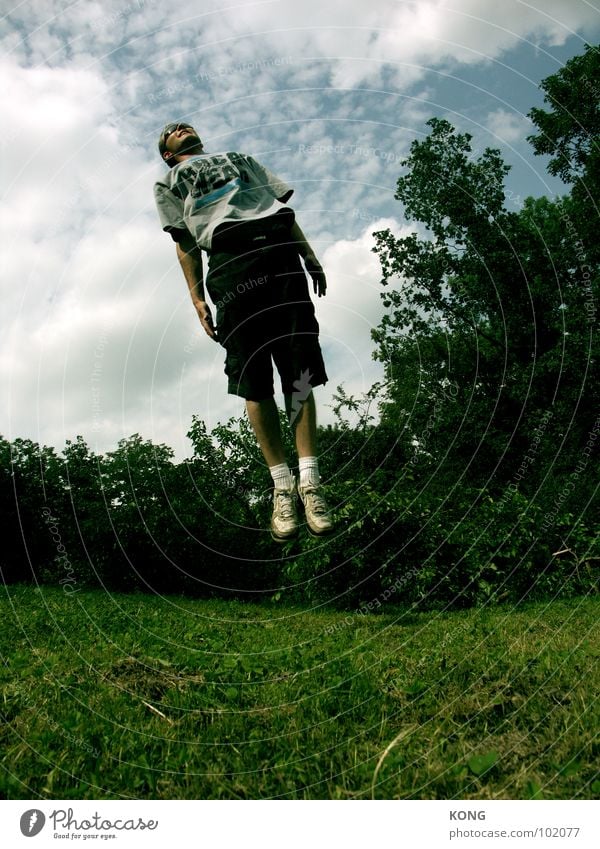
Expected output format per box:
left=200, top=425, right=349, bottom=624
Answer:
left=527, top=43, right=600, bottom=184
left=58, top=436, right=109, bottom=588
left=373, top=119, right=530, bottom=480
left=98, top=435, right=178, bottom=591
left=372, top=112, right=598, bottom=500
left=0, top=437, right=64, bottom=583
left=527, top=43, right=600, bottom=493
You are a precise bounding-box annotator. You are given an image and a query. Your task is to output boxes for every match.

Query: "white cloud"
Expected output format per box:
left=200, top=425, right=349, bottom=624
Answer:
left=485, top=107, right=533, bottom=144
left=0, top=58, right=166, bottom=452
left=2, top=0, right=599, bottom=457
left=5, top=1, right=599, bottom=95
left=314, top=217, right=413, bottom=418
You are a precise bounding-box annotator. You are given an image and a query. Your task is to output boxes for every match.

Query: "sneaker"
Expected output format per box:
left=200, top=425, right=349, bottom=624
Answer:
left=298, top=484, right=334, bottom=536
left=270, top=481, right=299, bottom=542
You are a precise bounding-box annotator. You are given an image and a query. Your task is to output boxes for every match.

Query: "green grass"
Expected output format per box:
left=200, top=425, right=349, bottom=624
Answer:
left=1, top=584, right=598, bottom=799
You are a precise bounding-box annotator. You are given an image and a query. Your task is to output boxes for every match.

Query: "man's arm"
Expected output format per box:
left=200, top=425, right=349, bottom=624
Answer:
left=290, top=220, right=327, bottom=297
left=175, top=232, right=217, bottom=340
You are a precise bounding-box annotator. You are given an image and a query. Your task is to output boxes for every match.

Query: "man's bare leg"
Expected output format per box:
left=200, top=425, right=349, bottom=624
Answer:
left=247, top=392, right=317, bottom=462
left=246, top=397, right=287, bottom=467
left=285, top=390, right=333, bottom=534
left=247, top=397, right=299, bottom=541
left=284, top=390, right=317, bottom=458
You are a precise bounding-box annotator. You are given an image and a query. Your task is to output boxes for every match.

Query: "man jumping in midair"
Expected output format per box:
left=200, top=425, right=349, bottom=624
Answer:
left=154, top=122, right=334, bottom=540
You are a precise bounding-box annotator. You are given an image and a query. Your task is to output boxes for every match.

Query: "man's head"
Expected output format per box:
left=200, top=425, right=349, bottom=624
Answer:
left=158, top=122, right=204, bottom=167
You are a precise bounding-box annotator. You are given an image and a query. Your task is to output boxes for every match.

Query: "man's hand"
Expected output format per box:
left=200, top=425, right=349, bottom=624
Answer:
left=304, top=254, right=327, bottom=297
left=194, top=300, right=218, bottom=340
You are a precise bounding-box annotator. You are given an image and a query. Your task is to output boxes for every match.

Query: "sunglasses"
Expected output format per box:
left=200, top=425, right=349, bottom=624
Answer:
left=161, top=123, right=195, bottom=144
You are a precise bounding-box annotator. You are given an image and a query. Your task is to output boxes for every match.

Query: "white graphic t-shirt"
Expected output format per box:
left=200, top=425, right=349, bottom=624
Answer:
left=154, top=151, right=294, bottom=251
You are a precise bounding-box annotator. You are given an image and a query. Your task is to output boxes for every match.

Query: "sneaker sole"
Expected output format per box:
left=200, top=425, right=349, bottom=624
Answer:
left=270, top=529, right=299, bottom=543
left=305, top=522, right=335, bottom=538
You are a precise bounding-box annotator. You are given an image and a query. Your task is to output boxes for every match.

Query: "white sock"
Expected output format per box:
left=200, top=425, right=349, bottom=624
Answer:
left=299, top=456, right=320, bottom=488
left=270, top=462, right=294, bottom=490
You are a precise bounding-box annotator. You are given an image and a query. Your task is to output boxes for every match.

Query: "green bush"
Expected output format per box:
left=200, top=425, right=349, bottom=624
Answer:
left=277, top=481, right=598, bottom=609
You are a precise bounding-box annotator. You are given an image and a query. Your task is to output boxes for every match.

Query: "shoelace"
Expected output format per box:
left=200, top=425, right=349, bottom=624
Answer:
left=302, top=488, right=328, bottom=514
left=275, top=490, right=296, bottom=518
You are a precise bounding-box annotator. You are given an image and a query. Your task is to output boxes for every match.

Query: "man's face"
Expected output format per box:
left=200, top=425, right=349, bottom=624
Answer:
left=162, top=124, right=203, bottom=161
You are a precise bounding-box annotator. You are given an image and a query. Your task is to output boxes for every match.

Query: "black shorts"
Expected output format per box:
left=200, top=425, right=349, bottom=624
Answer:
left=206, top=227, right=328, bottom=401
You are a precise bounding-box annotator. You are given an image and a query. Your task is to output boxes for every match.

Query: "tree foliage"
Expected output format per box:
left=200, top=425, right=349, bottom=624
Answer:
left=371, top=106, right=598, bottom=499
left=527, top=43, right=600, bottom=184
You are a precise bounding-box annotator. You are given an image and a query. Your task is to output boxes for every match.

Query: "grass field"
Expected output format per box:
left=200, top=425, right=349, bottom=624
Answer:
left=1, top=584, right=598, bottom=800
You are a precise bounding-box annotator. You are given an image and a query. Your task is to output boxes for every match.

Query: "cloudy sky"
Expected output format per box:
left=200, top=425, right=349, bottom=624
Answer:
left=2, top=0, right=599, bottom=459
